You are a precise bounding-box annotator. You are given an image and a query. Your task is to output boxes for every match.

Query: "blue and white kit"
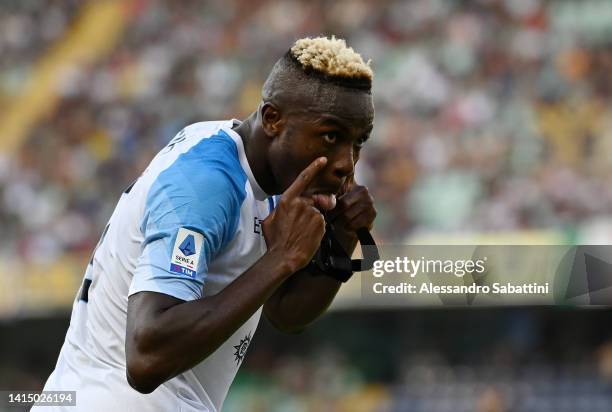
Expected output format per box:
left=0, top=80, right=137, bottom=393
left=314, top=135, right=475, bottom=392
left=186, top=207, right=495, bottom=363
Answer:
left=36, top=120, right=277, bottom=412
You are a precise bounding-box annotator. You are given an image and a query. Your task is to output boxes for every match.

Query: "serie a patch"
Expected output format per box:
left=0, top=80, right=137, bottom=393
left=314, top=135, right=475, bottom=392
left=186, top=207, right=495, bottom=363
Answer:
left=169, top=228, right=204, bottom=278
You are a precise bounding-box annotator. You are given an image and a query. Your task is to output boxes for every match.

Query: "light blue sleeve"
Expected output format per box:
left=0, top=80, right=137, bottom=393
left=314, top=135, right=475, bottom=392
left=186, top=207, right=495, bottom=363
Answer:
left=129, top=134, right=247, bottom=301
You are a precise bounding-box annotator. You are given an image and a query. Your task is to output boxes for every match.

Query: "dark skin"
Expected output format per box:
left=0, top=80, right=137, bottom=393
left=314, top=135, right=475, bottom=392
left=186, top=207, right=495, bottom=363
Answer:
left=125, top=85, right=376, bottom=393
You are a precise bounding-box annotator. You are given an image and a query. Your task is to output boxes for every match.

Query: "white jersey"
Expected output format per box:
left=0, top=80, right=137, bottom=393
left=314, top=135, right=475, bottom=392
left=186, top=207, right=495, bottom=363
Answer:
left=35, top=120, right=277, bottom=412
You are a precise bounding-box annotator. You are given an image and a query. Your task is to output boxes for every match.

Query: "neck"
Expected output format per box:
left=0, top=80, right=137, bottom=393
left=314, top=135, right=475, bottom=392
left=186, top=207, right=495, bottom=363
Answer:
left=233, top=113, right=277, bottom=195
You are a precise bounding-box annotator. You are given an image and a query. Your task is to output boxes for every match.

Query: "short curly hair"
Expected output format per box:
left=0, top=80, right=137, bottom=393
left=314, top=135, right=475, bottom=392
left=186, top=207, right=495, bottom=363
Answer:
left=290, top=36, right=373, bottom=83
left=262, top=36, right=373, bottom=105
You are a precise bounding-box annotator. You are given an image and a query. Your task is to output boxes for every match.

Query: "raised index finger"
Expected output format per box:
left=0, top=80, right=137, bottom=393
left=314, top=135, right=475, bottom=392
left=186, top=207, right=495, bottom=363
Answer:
left=283, top=157, right=328, bottom=199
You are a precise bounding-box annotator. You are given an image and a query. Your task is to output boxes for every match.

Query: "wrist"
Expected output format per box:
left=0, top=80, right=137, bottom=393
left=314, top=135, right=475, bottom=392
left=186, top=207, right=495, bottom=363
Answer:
left=332, top=226, right=358, bottom=255
left=264, top=248, right=299, bottom=279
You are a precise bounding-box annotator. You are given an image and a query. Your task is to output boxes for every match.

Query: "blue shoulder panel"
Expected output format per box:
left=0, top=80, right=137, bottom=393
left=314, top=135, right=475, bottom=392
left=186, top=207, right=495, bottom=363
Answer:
left=130, top=131, right=247, bottom=301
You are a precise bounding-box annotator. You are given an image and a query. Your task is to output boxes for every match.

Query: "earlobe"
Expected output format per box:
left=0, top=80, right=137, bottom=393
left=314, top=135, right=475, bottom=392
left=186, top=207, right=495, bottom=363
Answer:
left=261, top=102, right=282, bottom=137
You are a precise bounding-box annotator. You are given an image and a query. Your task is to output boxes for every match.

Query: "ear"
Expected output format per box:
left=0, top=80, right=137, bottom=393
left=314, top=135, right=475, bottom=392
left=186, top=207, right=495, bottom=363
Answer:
left=260, top=102, right=283, bottom=138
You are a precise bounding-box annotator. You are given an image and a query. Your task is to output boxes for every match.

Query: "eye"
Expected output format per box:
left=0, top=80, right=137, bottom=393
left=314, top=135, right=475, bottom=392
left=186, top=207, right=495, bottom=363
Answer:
left=355, top=136, right=369, bottom=148
left=322, top=132, right=338, bottom=145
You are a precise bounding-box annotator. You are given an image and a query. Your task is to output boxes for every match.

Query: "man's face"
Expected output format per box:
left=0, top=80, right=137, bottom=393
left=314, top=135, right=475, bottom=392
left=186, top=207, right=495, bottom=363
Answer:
left=267, top=88, right=374, bottom=198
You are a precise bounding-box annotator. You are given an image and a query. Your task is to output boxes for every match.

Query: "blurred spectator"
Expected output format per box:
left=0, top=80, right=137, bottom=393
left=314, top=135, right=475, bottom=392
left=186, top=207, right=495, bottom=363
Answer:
left=476, top=387, right=506, bottom=412
left=3, top=0, right=612, bottom=264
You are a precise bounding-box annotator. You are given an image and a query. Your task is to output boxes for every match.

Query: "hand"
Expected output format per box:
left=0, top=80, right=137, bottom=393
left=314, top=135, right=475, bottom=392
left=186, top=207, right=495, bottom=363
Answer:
left=328, top=176, right=377, bottom=233
left=262, top=157, right=328, bottom=273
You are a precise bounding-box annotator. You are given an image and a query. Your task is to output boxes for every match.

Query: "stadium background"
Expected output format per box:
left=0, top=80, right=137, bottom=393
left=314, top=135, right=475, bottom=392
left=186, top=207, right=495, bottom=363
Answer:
left=1, top=0, right=612, bottom=410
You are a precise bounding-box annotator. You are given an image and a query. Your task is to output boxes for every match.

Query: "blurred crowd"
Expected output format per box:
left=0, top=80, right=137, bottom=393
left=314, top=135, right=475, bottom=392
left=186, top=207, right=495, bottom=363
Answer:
left=220, top=310, right=612, bottom=411
left=0, top=0, right=80, bottom=108
left=225, top=351, right=612, bottom=412
left=2, top=0, right=612, bottom=264
left=3, top=309, right=612, bottom=411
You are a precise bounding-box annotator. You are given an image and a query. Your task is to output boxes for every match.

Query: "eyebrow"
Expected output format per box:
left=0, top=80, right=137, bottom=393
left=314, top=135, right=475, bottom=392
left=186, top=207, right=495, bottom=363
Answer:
left=316, top=115, right=348, bottom=129
left=316, top=115, right=373, bottom=133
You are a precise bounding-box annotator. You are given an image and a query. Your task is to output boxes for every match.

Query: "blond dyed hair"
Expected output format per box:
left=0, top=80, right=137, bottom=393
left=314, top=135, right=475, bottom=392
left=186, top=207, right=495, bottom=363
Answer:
left=289, top=36, right=373, bottom=81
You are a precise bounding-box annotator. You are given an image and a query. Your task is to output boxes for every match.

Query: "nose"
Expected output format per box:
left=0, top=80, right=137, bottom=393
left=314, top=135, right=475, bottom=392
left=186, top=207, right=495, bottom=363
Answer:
left=331, top=144, right=354, bottom=180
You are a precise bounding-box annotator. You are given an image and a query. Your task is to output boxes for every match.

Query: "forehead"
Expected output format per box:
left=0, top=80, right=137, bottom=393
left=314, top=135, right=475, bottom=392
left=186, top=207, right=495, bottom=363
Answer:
left=287, top=84, right=374, bottom=129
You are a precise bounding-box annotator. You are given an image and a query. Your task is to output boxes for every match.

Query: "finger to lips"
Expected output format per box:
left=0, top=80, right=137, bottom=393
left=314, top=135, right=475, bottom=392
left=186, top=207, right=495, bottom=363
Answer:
left=283, top=157, right=328, bottom=199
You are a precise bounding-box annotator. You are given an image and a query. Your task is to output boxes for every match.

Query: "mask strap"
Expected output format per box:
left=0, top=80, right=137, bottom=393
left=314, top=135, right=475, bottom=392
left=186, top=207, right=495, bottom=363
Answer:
left=310, top=221, right=380, bottom=282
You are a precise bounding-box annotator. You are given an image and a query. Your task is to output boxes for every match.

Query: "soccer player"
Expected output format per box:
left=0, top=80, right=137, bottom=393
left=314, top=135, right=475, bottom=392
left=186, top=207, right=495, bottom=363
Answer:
left=35, top=36, right=376, bottom=411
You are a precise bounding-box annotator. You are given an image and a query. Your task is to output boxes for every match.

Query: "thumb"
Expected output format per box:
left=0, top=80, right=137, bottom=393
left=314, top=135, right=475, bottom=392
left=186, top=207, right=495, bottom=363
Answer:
left=339, top=174, right=356, bottom=197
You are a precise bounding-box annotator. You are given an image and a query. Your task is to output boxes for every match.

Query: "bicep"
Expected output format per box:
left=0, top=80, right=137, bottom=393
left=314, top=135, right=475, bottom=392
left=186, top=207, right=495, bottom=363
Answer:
left=126, top=291, right=184, bottom=352
left=125, top=291, right=186, bottom=393
left=129, top=169, right=242, bottom=301
left=127, top=291, right=184, bottom=327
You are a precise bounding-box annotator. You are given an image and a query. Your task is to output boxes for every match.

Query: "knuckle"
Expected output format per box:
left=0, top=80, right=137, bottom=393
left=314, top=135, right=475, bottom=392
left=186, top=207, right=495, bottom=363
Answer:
left=292, top=198, right=306, bottom=208
left=302, top=205, right=314, bottom=216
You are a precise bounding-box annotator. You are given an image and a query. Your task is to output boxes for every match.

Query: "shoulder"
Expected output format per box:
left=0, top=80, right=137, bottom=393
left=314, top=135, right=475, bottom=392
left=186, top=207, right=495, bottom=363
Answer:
left=145, top=129, right=248, bottom=230
left=160, top=129, right=246, bottom=195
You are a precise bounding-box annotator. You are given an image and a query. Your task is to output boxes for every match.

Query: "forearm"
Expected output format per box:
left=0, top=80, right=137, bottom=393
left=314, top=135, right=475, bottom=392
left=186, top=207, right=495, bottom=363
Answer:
left=126, top=250, right=292, bottom=392
left=264, top=267, right=341, bottom=332
left=264, top=228, right=358, bottom=332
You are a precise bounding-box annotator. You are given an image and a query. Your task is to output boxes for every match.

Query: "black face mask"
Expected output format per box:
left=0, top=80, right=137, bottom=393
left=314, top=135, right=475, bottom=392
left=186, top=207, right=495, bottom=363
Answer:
left=309, top=220, right=379, bottom=282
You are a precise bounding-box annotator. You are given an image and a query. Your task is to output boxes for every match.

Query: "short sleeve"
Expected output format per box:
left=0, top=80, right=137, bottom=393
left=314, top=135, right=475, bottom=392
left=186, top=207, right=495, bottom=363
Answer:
left=129, top=136, right=246, bottom=301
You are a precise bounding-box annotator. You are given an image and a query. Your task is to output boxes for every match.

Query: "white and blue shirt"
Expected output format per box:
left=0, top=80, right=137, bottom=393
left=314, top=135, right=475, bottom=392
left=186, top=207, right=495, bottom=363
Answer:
left=36, top=120, right=277, bottom=412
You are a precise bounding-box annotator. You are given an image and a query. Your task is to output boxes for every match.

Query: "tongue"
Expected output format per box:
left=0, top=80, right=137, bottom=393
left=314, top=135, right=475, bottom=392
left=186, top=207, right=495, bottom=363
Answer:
left=313, top=193, right=337, bottom=211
